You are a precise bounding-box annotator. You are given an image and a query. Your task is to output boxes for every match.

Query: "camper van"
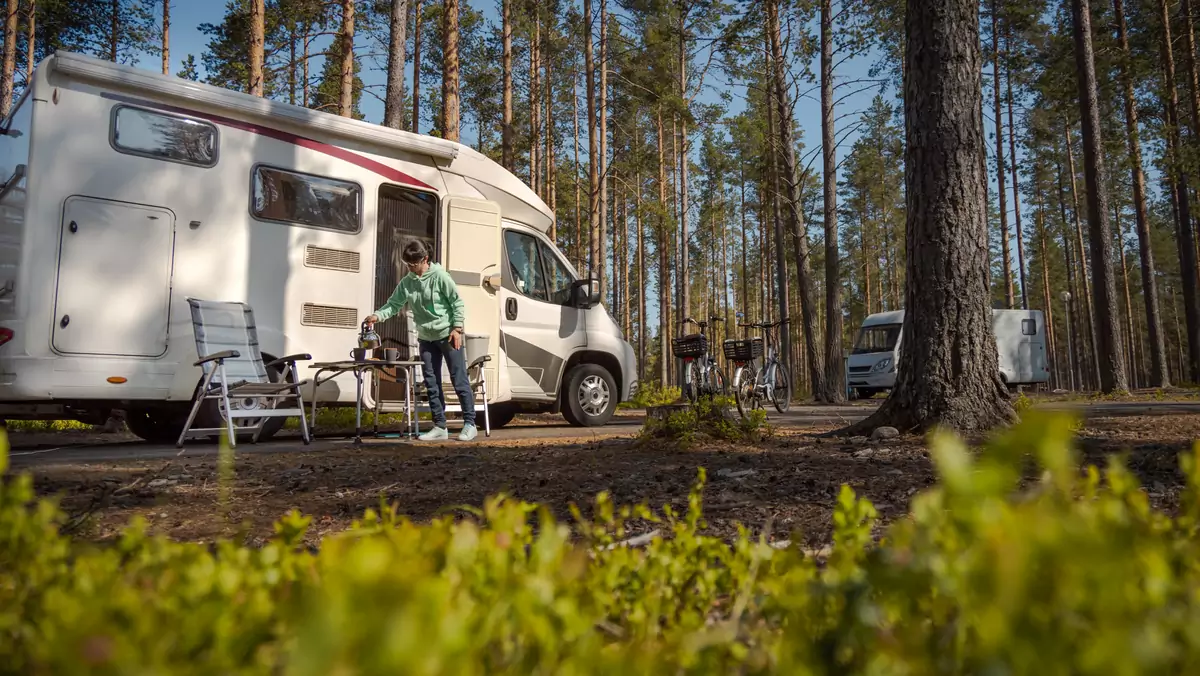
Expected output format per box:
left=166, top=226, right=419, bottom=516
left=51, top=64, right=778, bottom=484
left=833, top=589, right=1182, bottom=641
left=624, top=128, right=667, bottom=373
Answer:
left=845, top=308, right=1050, bottom=399
left=0, top=51, right=638, bottom=441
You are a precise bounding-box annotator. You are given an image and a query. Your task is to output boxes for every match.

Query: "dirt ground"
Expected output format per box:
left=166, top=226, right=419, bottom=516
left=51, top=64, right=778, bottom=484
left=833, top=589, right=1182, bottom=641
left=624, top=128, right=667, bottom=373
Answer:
left=19, top=412, right=1200, bottom=550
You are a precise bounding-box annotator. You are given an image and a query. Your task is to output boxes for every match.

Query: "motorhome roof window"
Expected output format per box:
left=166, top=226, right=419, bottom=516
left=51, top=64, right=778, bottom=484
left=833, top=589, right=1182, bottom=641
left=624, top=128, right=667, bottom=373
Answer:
left=251, top=165, right=362, bottom=233
left=1022, top=318, right=1037, bottom=335
left=852, top=324, right=901, bottom=355
left=110, top=105, right=217, bottom=168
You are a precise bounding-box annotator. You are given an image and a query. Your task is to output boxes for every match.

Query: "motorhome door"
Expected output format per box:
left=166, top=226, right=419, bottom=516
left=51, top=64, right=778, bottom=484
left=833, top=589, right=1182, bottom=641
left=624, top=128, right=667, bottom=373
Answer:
left=442, top=196, right=502, bottom=391
left=499, top=226, right=586, bottom=398
left=52, top=196, right=175, bottom=357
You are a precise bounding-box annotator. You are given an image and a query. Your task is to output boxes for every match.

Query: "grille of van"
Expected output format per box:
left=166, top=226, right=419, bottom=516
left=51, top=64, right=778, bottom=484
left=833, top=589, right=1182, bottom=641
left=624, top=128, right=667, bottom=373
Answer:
left=301, top=303, right=358, bottom=328
left=848, top=365, right=872, bottom=374
left=303, top=245, right=360, bottom=272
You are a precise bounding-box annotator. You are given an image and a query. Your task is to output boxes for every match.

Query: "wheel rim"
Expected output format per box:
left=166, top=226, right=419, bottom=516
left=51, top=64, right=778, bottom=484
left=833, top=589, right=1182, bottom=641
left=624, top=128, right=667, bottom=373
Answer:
left=219, top=392, right=276, bottom=429
left=578, top=375, right=611, bottom=417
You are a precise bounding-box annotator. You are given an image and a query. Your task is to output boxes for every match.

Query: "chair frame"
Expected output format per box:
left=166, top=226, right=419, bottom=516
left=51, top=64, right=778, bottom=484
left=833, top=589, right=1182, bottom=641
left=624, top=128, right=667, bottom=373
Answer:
left=406, top=354, right=492, bottom=437
left=177, top=299, right=314, bottom=449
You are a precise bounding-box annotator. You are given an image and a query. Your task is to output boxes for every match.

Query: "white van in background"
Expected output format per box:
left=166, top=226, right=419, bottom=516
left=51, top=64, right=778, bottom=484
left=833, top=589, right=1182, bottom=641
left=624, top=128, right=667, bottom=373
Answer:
left=845, top=308, right=1050, bottom=399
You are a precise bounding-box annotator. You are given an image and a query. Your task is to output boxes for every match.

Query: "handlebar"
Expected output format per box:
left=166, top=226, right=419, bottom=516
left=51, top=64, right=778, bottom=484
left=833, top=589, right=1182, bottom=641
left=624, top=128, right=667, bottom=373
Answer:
left=738, top=318, right=791, bottom=330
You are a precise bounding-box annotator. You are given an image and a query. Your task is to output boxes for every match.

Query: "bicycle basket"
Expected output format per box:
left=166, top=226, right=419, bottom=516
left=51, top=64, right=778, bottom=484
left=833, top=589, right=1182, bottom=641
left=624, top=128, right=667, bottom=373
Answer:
left=722, top=338, right=763, bottom=362
left=671, top=333, right=708, bottom=359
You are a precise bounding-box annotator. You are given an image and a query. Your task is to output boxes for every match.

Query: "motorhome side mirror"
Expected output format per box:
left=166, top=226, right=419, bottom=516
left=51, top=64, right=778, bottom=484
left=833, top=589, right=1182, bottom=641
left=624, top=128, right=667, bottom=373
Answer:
left=570, top=279, right=602, bottom=308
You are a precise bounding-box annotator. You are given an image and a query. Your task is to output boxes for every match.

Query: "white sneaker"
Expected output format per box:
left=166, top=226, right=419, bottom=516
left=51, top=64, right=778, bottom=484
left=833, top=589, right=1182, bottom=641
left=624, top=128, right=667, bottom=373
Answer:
left=458, top=423, right=478, bottom=441
left=418, top=426, right=448, bottom=441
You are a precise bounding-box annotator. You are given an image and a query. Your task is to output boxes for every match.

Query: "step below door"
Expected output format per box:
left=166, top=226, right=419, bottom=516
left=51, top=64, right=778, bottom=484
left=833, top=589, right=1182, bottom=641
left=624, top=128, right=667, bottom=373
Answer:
left=52, top=196, right=175, bottom=358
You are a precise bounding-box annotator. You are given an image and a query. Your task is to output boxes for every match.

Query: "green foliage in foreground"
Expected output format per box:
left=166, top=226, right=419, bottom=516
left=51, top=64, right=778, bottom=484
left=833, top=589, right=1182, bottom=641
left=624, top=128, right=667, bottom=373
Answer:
left=620, top=382, right=684, bottom=409
left=5, top=413, right=1200, bottom=673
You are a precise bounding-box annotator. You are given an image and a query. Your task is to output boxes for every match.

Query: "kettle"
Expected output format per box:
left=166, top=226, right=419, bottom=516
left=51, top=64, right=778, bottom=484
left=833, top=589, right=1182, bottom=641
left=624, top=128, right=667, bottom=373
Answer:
left=359, top=320, right=381, bottom=350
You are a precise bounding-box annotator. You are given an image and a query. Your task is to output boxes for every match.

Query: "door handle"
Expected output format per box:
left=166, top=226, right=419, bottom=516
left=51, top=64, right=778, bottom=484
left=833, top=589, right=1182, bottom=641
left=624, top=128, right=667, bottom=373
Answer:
left=505, top=298, right=518, bottom=320
left=68, top=221, right=77, bottom=233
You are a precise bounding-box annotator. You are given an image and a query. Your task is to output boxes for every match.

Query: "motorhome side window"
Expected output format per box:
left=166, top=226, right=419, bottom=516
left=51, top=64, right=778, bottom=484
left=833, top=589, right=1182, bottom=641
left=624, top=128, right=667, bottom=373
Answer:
left=504, top=230, right=549, bottom=301
left=251, top=165, right=361, bottom=233
left=538, top=241, right=576, bottom=306
left=110, top=106, right=217, bottom=167
left=1022, top=318, right=1037, bottom=335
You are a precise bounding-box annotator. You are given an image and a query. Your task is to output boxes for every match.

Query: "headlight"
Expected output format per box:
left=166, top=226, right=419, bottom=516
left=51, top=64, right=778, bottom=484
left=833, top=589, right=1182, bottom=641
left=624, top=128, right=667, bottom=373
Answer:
left=871, top=357, right=893, bottom=373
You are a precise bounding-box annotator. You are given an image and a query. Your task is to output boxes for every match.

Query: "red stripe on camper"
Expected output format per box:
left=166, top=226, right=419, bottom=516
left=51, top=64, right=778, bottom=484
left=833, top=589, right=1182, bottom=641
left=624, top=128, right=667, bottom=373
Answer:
left=103, top=93, right=438, bottom=192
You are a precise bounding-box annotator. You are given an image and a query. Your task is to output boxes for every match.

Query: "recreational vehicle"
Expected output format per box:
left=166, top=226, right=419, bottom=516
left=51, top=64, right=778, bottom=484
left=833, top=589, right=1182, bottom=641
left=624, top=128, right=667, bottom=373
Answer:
left=0, top=51, right=638, bottom=441
left=845, top=308, right=1050, bottom=399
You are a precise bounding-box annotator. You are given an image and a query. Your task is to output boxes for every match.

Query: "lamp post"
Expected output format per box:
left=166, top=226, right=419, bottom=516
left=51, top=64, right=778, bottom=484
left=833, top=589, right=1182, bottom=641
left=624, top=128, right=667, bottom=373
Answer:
left=1061, top=291, right=1074, bottom=391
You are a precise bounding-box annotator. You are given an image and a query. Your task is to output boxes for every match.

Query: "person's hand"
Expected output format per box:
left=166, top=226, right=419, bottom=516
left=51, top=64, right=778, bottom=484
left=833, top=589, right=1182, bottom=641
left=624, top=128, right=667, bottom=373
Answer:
left=449, top=327, right=463, bottom=350
left=364, top=314, right=378, bottom=326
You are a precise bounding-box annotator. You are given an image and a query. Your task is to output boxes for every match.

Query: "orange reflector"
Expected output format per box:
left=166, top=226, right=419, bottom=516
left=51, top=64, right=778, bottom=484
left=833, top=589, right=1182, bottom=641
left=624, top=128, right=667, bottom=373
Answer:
left=106, top=377, right=127, bottom=384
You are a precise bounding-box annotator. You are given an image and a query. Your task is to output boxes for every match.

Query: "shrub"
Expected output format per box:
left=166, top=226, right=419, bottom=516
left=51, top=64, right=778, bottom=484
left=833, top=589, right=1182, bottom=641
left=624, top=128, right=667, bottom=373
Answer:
left=5, top=412, right=1200, bottom=672
left=638, top=396, right=771, bottom=447
left=620, top=383, right=683, bottom=410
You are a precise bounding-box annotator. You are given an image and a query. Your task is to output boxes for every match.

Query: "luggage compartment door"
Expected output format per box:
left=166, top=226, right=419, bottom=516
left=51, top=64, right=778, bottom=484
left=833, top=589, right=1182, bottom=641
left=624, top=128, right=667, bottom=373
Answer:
left=52, top=196, right=175, bottom=357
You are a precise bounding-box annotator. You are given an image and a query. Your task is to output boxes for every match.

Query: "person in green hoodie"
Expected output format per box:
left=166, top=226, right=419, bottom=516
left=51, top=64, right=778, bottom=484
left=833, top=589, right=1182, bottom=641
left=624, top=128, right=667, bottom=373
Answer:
left=365, top=239, right=477, bottom=441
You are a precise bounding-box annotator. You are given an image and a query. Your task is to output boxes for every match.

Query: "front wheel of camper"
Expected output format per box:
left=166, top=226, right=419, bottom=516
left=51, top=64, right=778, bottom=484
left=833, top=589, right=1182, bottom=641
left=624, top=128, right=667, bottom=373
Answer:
left=125, top=407, right=189, bottom=444
left=562, top=364, right=617, bottom=427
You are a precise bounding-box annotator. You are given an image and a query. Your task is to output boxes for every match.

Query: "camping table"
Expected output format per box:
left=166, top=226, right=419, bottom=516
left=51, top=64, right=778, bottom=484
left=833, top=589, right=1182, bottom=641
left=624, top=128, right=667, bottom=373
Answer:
left=308, top=359, right=425, bottom=444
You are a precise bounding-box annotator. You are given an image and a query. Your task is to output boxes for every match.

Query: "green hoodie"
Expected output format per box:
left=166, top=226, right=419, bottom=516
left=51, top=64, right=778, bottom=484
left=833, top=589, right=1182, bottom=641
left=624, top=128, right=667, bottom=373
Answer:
left=373, top=263, right=466, bottom=342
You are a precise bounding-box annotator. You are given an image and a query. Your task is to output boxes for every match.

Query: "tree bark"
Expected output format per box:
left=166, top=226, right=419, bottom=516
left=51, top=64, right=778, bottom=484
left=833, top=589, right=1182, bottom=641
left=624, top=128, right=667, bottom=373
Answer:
left=441, top=0, right=460, bottom=140
left=677, top=9, right=689, bottom=337
left=842, top=0, right=1015, bottom=434
left=764, top=19, right=789, bottom=367
left=1034, top=191, right=1059, bottom=388
left=585, top=0, right=599, bottom=283
left=529, top=13, right=541, bottom=194
left=1159, top=0, right=1200, bottom=382
left=1069, top=0, right=1127, bottom=393
left=1004, top=30, right=1027, bottom=310
left=740, top=165, right=749, bottom=321
left=337, top=0, right=356, bottom=118
left=161, top=0, right=169, bottom=75
left=501, top=0, right=513, bottom=169
left=821, top=0, right=844, bottom=403
left=246, top=0, right=264, bottom=96
left=384, top=0, right=408, bottom=129
left=767, top=0, right=824, bottom=396
left=636, top=137, right=646, bottom=380
left=574, top=67, right=583, bottom=269
left=23, top=0, right=33, bottom=84
left=1064, top=124, right=1099, bottom=387
left=109, top=0, right=118, bottom=62
left=599, top=0, right=609, bottom=301
left=1113, top=0, right=1168, bottom=387
left=412, top=0, right=422, bottom=133
left=0, top=0, right=16, bottom=116
left=545, top=43, right=556, bottom=229
left=656, top=108, right=670, bottom=387
left=992, top=0, right=1014, bottom=309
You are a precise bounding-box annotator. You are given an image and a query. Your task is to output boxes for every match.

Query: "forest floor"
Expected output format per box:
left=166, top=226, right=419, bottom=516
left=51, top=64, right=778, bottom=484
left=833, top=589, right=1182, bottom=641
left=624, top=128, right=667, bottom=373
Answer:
left=19, top=409, right=1200, bottom=550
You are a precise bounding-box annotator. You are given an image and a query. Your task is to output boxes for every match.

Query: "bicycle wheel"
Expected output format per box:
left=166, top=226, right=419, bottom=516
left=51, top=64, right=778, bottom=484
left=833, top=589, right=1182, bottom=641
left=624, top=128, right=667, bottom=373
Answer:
left=733, top=365, right=757, bottom=419
left=770, top=361, right=792, bottom=413
left=709, top=363, right=729, bottom=400
left=684, top=360, right=703, bottom=404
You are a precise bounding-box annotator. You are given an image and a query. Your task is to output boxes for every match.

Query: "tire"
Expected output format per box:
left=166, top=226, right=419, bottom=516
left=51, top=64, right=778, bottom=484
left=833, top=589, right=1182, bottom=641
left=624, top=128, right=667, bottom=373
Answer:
left=709, top=364, right=729, bottom=398
left=684, top=360, right=702, bottom=403
left=484, top=403, right=518, bottom=429
left=194, top=361, right=290, bottom=442
left=561, top=363, right=618, bottom=427
left=771, top=361, right=792, bottom=413
left=125, top=406, right=189, bottom=444
left=733, top=365, right=757, bottom=420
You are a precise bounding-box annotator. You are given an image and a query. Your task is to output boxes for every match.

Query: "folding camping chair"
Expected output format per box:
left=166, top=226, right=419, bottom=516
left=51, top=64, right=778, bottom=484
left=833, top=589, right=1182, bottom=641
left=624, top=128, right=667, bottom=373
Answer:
left=177, top=298, right=313, bottom=448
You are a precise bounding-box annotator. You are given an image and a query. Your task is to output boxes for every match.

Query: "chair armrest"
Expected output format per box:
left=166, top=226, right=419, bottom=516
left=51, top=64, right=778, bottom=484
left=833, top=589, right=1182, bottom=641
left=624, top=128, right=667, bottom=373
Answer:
left=468, top=355, right=492, bottom=370
left=265, top=353, right=313, bottom=369
left=194, top=349, right=239, bottom=367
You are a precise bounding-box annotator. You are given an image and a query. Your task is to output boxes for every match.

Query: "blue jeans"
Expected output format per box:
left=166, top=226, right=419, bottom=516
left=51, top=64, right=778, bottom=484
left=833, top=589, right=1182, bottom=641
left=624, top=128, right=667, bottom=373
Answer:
left=419, top=337, right=475, bottom=428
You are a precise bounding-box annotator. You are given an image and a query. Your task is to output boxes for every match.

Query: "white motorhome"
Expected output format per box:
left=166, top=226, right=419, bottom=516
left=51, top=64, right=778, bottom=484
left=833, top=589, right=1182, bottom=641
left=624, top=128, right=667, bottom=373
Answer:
left=845, top=308, right=1050, bottom=398
left=0, top=51, right=638, bottom=441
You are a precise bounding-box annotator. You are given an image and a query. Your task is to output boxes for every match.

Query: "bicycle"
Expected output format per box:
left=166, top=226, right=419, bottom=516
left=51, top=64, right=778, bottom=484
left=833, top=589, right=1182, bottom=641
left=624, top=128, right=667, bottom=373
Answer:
left=671, top=316, right=729, bottom=404
left=729, top=313, right=792, bottom=419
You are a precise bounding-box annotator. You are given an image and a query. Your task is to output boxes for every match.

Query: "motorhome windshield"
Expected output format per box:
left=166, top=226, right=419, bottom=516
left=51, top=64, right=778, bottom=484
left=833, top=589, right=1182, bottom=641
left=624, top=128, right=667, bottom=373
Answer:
left=852, top=324, right=902, bottom=355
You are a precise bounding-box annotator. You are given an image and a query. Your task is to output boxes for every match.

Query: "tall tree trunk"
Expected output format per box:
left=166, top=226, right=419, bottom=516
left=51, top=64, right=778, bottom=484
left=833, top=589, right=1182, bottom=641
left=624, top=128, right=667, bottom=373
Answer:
left=764, top=24, right=788, bottom=358
left=384, top=0, right=408, bottom=129
left=992, top=0, right=1014, bottom=309
left=1004, top=31, right=1027, bottom=309
left=23, top=0, right=34, bottom=84
left=656, top=109, right=670, bottom=388
left=1114, top=0, right=1168, bottom=387
left=441, top=0, right=460, bottom=141
left=677, top=8, right=689, bottom=335
left=529, top=13, right=540, bottom=194
left=0, top=0, right=15, bottom=116
left=412, top=0, right=422, bottom=132
left=302, top=29, right=310, bottom=106
left=599, top=0, right=609, bottom=301
left=501, top=0, right=513, bottom=169
left=637, top=139, right=646, bottom=380
left=109, top=0, right=118, bottom=62
left=1035, top=192, right=1059, bottom=388
left=740, top=166, right=749, bottom=320
left=248, top=0, right=264, bottom=95
left=288, top=25, right=297, bottom=105
left=1057, top=159, right=1083, bottom=389
left=545, top=46, right=556, bottom=232
left=768, top=0, right=824, bottom=396
left=845, top=0, right=1014, bottom=434
left=1065, top=124, right=1099, bottom=387
left=338, top=0, right=355, bottom=118
left=1159, top=0, right=1200, bottom=382
left=1118, top=213, right=1137, bottom=387
left=574, top=67, right=583, bottom=269
left=1070, top=0, right=1128, bottom=393
left=161, top=0, right=169, bottom=75
left=821, top=0, right=844, bottom=403
left=585, top=0, right=599, bottom=282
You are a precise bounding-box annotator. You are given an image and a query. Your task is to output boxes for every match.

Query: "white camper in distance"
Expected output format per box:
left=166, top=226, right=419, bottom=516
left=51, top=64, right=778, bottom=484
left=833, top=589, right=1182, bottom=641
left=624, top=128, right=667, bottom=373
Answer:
left=845, top=308, right=1050, bottom=399
left=0, top=51, right=638, bottom=441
